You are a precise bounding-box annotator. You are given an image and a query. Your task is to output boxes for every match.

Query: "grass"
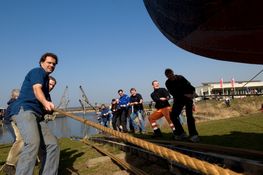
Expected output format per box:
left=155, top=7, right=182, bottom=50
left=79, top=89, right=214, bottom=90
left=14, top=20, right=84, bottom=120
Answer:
left=58, top=138, right=123, bottom=175
left=139, top=112, right=263, bottom=151
left=197, top=112, right=263, bottom=151
left=0, top=138, right=123, bottom=175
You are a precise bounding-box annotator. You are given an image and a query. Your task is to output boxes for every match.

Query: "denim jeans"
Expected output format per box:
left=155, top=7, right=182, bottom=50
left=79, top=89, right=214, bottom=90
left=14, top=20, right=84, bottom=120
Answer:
left=4, top=121, right=15, bottom=141
left=14, top=109, right=60, bottom=175
left=130, top=110, right=145, bottom=132
left=100, top=117, right=108, bottom=127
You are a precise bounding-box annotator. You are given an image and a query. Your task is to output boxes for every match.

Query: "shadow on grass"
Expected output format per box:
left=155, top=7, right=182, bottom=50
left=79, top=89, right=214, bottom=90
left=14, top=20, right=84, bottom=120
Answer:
left=59, top=148, right=84, bottom=175
left=0, top=161, right=5, bottom=166
left=136, top=130, right=263, bottom=151
left=200, top=131, right=263, bottom=151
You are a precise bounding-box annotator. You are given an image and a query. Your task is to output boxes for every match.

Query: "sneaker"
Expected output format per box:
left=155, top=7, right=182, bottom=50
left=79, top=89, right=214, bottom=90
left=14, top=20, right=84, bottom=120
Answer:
left=174, top=132, right=188, bottom=140
left=2, top=164, right=16, bottom=175
left=189, top=135, right=200, bottom=143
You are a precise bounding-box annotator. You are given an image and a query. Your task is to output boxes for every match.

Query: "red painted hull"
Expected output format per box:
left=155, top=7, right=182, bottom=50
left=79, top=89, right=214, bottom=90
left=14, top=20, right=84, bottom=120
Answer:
left=144, top=0, right=263, bottom=64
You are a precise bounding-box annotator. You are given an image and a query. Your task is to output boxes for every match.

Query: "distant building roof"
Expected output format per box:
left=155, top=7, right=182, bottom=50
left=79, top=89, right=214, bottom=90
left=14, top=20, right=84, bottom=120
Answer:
left=201, top=80, right=261, bottom=86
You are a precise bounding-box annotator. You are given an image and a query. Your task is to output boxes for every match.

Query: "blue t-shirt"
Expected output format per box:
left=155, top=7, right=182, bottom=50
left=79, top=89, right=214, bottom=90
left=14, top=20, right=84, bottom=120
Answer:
left=118, top=94, right=130, bottom=107
left=10, top=67, right=50, bottom=117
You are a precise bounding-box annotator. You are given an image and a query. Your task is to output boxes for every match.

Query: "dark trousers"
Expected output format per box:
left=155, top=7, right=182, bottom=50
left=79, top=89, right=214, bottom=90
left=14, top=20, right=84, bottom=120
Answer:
left=171, top=98, right=198, bottom=136
left=112, top=113, right=120, bottom=130
left=119, top=107, right=128, bottom=132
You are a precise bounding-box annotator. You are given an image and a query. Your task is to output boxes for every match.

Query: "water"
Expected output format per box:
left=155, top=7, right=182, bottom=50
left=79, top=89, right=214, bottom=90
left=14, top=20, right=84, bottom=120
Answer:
left=0, top=112, right=98, bottom=144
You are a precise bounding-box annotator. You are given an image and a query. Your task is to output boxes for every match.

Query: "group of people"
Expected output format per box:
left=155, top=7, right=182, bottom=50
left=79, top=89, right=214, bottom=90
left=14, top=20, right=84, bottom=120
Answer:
left=1, top=52, right=199, bottom=175
left=147, top=70, right=199, bottom=143
left=96, top=68, right=199, bottom=143
left=97, top=88, right=146, bottom=134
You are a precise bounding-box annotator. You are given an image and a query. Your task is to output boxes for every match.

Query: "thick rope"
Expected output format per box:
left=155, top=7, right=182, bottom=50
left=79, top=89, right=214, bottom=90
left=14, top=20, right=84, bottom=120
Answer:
left=54, top=109, right=242, bottom=175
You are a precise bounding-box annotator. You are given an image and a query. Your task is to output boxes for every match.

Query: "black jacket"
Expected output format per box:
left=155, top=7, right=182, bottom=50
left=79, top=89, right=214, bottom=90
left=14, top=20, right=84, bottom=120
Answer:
left=151, top=88, right=170, bottom=109
left=165, top=75, right=195, bottom=100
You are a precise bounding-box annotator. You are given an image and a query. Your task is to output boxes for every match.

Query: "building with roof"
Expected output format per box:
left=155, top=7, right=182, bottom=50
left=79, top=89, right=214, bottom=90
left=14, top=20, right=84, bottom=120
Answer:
left=195, top=80, right=263, bottom=99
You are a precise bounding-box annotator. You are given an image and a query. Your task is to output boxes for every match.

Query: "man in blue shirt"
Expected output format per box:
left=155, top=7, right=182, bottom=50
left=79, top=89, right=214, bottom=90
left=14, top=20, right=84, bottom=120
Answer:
left=117, top=89, right=130, bottom=132
left=11, top=53, right=60, bottom=175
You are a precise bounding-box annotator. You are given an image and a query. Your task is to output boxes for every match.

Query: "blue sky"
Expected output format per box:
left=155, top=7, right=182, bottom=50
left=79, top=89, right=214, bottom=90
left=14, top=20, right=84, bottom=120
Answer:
left=0, top=0, right=262, bottom=107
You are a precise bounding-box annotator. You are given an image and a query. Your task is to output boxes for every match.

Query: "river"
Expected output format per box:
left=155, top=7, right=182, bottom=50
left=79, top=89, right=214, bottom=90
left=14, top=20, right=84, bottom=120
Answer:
left=0, top=112, right=98, bottom=144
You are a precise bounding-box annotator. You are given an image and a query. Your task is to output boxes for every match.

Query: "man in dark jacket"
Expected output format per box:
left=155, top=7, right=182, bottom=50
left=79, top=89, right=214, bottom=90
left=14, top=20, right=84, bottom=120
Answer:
left=165, top=68, right=199, bottom=142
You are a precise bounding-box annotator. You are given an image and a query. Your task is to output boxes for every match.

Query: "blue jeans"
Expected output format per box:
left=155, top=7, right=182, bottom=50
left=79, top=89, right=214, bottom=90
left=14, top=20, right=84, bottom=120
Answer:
left=14, top=109, right=60, bottom=175
left=4, top=121, right=16, bottom=141
left=130, top=110, right=145, bottom=132
left=100, top=117, right=108, bottom=127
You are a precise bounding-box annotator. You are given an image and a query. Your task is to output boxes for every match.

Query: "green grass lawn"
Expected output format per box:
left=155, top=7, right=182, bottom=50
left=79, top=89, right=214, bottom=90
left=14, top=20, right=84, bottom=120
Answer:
left=1, top=112, right=263, bottom=174
left=140, top=112, right=263, bottom=151
left=197, top=112, right=263, bottom=151
left=0, top=138, right=123, bottom=175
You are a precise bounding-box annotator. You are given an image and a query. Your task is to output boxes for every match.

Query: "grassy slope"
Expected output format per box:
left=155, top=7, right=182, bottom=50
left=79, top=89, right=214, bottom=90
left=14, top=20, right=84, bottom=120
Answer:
left=195, top=96, right=263, bottom=119
left=192, top=96, right=263, bottom=150
left=143, top=112, right=263, bottom=151
left=197, top=112, right=263, bottom=151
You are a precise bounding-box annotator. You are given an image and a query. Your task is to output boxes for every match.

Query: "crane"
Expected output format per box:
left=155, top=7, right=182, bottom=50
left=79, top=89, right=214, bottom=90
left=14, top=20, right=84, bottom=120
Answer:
left=79, top=85, right=97, bottom=111
left=57, top=85, right=70, bottom=110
